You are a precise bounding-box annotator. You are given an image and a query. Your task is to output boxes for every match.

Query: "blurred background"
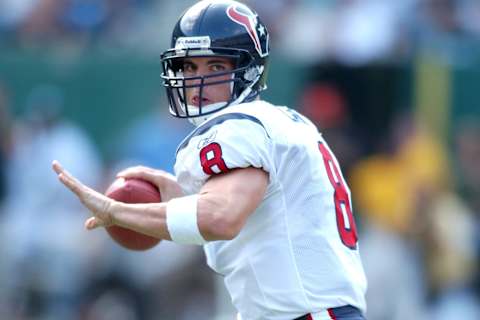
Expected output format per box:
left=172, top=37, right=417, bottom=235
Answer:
left=0, top=0, right=479, bottom=319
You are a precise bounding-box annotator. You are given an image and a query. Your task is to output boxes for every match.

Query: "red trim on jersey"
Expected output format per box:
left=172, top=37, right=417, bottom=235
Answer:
left=306, top=314, right=313, bottom=320
left=327, top=308, right=337, bottom=320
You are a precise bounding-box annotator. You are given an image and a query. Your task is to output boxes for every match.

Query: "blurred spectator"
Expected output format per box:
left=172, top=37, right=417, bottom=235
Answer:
left=330, top=0, right=412, bottom=65
left=350, top=111, right=480, bottom=319
left=244, top=0, right=296, bottom=41
left=273, top=0, right=334, bottom=63
left=300, top=83, right=348, bottom=129
left=0, top=0, right=38, bottom=31
left=453, top=117, right=480, bottom=300
left=16, top=0, right=65, bottom=48
left=298, top=82, right=365, bottom=174
left=458, top=0, right=480, bottom=35
left=0, top=84, right=104, bottom=320
left=419, top=192, right=479, bottom=320
left=351, top=112, right=450, bottom=235
left=113, top=104, right=190, bottom=172
left=2, top=0, right=480, bottom=64
left=409, top=0, right=480, bottom=65
left=1, top=0, right=164, bottom=52
left=454, top=117, right=480, bottom=215
left=62, top=0, right=110, bottom=35
left=359, top=218, right=427, bottom=320
left=349, top=117, right=427, bottom=317
left=77, top=240, right=212, bottom=320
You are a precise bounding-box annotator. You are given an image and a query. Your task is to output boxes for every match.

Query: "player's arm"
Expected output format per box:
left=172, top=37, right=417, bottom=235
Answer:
left=52, top=160, right=268, bottom=242
left=110, top=166, right=268, bottom=241
left=197, top=166, right=268, bottom=240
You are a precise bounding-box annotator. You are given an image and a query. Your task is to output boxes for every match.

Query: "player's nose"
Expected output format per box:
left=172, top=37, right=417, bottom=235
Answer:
left=185, top=74, right=203, bottom=87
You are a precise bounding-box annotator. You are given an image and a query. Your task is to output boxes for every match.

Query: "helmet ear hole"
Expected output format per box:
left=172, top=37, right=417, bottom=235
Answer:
left=243, top=67, right=260, bottom=82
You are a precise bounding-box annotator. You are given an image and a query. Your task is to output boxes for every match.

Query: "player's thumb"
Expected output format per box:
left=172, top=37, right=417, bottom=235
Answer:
left=85, top=216, right=107, bottom=230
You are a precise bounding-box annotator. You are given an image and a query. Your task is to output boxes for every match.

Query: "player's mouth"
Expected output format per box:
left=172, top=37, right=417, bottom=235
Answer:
left=191, top=95, right=211, bottom=107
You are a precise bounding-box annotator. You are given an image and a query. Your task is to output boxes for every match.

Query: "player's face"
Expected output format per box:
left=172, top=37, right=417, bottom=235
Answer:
left=182, top=57, right=234, bottom=107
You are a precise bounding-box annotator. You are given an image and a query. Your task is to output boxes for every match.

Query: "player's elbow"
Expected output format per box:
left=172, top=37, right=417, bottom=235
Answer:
left=209, top=211, right=242, bottom=240
left=198, top=196, right=244, bottom=241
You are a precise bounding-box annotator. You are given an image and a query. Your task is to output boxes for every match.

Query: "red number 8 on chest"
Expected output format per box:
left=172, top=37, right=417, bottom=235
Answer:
left=200, top=142, right=230, bottom=175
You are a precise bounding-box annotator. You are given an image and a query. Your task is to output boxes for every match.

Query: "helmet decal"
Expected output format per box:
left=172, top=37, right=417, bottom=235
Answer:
left=175, top=36, right=211, bottom=49
left=226, top=4, right=268, bottom=57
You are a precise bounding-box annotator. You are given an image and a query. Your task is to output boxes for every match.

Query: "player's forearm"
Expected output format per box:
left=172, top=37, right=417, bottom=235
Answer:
left=111, top=202, right=172, bottom=240
left=109, top=196, right=220, bottom=243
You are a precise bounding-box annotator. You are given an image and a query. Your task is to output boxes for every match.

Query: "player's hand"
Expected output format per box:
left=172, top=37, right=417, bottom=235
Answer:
left=52, top=160, right=114, bottom=230
left=116, top=165, right=184, bottom=202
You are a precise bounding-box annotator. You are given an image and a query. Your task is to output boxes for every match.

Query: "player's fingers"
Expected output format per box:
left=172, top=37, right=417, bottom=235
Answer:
left=118, top=170, right=155, bottom=182
left=116, top=165, right=149, bottom=177
left=85, top=216, right=106, bottom=230
left=54, top=163, right=88, bottom=197
left=117, top=171, right=164, bottom=188
left=117, top=165, right=164, bottom=178
left=53, top=160, right=81, bottom=186
left=57, top=170, right=84, bottom=195
left=85, top=216, right=96, bottom=229
left=52, top=160, right=64, bottom=175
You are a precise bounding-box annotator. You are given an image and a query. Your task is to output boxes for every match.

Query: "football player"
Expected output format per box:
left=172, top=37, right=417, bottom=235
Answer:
left=52, top=1, right=367, bottom=319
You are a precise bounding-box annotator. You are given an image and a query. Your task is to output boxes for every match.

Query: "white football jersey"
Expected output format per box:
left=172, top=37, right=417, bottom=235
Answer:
left=174, top=100, right=367, bottom=320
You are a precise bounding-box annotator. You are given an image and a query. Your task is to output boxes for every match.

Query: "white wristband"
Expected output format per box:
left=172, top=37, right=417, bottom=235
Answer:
left=166, top=194, right=207, bottom=245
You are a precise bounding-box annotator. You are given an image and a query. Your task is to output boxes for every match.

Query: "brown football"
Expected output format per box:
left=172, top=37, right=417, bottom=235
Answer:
left=104, top=177, right=161, bottom=251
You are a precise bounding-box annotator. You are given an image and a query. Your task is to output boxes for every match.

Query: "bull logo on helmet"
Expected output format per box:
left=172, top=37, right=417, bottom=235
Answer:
left=226, top=4, right=269, bottom=58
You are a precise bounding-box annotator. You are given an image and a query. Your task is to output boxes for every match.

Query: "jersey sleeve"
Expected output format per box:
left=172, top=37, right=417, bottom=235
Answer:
left=176, top=113, right=275, bottom=185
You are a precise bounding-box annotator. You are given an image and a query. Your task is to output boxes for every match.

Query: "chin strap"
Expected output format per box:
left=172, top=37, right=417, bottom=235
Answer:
left=187, top=85, right=255, bottom=127
left=187, top=102, right=228, bottom=126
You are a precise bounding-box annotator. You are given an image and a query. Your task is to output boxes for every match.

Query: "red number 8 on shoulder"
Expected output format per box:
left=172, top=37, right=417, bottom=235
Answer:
left=318, top=142, right=358, bottom=249
left=200, top=142, right=230, bottom=175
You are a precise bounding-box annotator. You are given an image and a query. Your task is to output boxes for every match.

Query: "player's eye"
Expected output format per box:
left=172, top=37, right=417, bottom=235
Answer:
left=183, top=62, right=196, bottom=74
left=210, top=64, right=227, bottom=72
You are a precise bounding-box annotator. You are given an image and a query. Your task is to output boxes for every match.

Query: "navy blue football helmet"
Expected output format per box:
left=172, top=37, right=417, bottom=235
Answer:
left=160, top=0, right=270, bottom=125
